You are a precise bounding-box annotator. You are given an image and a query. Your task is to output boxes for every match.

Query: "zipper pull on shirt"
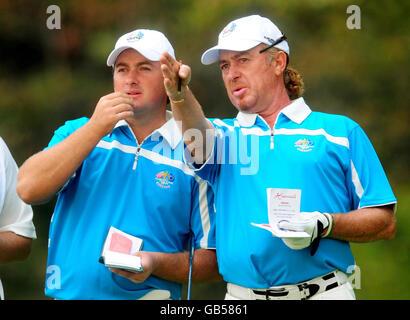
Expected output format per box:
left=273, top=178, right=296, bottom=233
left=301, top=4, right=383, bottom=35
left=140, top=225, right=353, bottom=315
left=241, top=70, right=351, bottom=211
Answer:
left=258, top=114, right=276, bottom=150
left=270, top=130, right=274, bottom=149
left=133, top=147, right=141, bottom=170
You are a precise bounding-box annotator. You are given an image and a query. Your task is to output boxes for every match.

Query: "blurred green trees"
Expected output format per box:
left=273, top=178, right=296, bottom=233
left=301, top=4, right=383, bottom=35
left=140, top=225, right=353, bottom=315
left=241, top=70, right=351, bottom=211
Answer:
left=0, top=0, right=408, bottom=299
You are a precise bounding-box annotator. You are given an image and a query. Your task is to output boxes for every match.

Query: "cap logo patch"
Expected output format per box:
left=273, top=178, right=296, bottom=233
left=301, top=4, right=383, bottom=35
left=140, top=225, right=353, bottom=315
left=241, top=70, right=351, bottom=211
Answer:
left=127, top=31, right=144, bottom=42
left=221, top=22, right=237, bottom=37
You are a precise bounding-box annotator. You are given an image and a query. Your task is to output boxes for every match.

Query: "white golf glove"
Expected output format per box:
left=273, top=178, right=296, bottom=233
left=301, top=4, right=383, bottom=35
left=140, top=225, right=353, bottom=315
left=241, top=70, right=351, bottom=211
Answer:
left=279, top=212, right=332, bottom=255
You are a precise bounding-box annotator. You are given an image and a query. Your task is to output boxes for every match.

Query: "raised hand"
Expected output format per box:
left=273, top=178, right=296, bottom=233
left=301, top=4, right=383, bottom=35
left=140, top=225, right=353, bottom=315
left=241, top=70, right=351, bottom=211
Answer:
left=89, top=92, right=135, bottom=137
left=159, top=52, right=191, bottom=102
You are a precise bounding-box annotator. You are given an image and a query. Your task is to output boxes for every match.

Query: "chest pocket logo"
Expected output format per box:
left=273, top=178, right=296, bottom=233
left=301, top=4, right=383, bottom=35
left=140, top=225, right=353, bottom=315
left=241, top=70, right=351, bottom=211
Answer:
left=155, top=171, right=175, bottom=189
left=295, top=138, right=315, bottom=152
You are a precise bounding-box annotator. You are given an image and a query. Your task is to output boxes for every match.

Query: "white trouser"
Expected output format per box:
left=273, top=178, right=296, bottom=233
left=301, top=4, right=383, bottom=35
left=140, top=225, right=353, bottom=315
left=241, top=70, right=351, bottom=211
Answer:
left=225, top=270, right=356, bottom=300
left=308, top=282, right=355, bottom=300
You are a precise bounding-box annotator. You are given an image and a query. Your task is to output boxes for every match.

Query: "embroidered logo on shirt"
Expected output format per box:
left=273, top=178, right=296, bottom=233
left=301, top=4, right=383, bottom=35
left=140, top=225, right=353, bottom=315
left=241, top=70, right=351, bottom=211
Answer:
left=295, top=138, right=315, bottom=152
left=155, top=171, right=175, bottom=189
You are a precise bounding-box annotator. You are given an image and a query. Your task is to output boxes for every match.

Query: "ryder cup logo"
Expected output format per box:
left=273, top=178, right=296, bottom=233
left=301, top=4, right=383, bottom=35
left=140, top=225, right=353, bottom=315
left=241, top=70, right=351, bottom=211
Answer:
left=221, top=22, right=237, bottom=37
left=295, top=138, right=315, bottom=152
left=127, top=31, right=144, bottom=42
left=155, top=171, right=175, bottom=189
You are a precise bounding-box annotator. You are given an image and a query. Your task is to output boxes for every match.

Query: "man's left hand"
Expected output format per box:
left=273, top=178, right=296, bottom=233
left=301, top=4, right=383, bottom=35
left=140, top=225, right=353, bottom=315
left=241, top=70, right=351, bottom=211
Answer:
left=109, top=251, right=157, bottom=284
left=279, top=212, right=331, bottom=255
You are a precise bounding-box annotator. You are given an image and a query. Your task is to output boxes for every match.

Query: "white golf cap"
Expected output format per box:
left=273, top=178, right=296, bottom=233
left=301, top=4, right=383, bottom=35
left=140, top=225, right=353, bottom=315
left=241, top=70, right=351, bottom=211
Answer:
left=201, top=15, right=289, bottom=65
left=107, top=29, right=175, bottom=67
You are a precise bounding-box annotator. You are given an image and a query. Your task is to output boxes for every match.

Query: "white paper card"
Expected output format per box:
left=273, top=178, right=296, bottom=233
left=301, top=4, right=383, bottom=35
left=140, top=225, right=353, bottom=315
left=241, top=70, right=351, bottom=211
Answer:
left=100, top=226, right=144, bottom=272
left=251, top=188, right=310, bottom=238
left=104, top=251, right=143, bottom=272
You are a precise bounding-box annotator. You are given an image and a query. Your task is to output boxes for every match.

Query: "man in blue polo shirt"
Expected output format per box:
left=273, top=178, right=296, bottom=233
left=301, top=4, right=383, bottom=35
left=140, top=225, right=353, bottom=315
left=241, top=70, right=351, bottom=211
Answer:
left=17, top=29, right=220, bottom=299
left=160, top=15, right=397, bottom=299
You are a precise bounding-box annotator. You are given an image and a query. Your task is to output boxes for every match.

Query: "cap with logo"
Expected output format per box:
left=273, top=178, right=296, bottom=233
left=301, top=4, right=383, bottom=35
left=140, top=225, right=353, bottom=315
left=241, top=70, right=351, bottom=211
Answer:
left=107, top=29, right=175, bottom=67
left=201, top=15, right=289, bottom=65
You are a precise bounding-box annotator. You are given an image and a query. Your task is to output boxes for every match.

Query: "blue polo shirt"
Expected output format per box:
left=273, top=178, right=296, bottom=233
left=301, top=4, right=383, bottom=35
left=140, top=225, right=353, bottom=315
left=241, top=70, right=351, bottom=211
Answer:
left=188, top=97, right=396, bottom=288
left=44, top=112, right=215, bottom=299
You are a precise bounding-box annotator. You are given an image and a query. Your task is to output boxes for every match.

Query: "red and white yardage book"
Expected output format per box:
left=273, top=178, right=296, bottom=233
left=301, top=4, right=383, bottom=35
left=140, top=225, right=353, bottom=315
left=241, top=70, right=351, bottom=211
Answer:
left=100, top=226, right=144, bottom=272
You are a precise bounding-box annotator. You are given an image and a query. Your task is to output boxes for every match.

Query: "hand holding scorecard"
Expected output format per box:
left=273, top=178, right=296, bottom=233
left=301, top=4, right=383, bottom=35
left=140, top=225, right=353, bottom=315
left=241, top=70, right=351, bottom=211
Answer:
left=100, top=226, right=144, bottom=272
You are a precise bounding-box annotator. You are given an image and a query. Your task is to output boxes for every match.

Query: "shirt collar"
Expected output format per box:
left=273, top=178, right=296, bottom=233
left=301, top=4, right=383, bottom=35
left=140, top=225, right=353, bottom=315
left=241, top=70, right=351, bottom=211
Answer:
left=113, top=110, right=182, bottom=150
left=236, top=97, right=312, bottom=127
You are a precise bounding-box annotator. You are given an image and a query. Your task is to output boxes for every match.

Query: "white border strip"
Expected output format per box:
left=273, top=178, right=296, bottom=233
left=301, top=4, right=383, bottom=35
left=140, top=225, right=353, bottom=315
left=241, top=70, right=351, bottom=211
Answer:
left=276, top=128, right=349, bottom=148
left=211, top=120, right=350, bottom=148
left=197, top=179, right=211, bottom=248
left=96, top=140, right=196, bottom=176
left=351, top=160, right=364, bottom=200
left=96, top=140, right=137, bottom=154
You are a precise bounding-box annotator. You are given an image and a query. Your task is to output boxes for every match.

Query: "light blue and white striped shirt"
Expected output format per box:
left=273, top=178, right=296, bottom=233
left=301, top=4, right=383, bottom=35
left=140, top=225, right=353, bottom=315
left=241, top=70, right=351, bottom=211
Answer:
left=45, top=112, right=215, bottom=299
left=189, top=97, right=396, bottom=288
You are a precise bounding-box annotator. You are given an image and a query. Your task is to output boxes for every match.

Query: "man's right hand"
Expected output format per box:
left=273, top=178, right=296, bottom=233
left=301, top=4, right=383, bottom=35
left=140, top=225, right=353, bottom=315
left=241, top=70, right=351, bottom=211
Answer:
left=17, top=92, right=134, bottom=205
left=89, top=92, right=135, bottom=137
left=159, top=52, right=191, bottom=102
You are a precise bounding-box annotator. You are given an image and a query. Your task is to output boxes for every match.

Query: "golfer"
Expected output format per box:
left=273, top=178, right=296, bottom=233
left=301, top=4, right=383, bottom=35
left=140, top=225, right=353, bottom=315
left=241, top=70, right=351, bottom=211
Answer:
left=17, top=29, right=219, bottom=300
left=160, top=15, right=397, bottom=300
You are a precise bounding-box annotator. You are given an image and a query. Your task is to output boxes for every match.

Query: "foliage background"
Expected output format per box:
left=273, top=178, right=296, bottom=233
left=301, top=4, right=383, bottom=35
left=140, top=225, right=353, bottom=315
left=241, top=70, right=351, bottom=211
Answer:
left=0, top=0, right=408, bottom=300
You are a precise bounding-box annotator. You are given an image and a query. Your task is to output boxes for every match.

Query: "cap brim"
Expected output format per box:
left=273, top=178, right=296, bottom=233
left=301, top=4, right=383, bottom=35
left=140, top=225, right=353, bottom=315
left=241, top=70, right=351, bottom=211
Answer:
left=200, top=46, right=220, bottom=65
left=201, top=39, right=263, bottom=65
left=201, top=39, right=290, bottom=65
left=106, top=46, right=163, bottom=67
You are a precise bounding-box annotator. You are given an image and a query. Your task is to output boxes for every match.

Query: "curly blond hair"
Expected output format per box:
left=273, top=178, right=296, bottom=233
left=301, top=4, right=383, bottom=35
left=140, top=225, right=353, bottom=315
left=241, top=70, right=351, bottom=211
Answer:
left=265, top=47, right=304, bottom=100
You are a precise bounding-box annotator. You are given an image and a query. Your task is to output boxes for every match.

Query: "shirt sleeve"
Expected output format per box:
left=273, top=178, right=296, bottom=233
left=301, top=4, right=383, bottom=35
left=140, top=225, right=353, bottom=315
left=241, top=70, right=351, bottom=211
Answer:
left=189, top=177, right=216, bottom=250
left=183, top=119, right=225, bottom=186
left=0, top=138, right=36, bottom=239
left=44, top=118, right=89, bottom=192
left=45, top=117, right=89, bottom=149
left=348, top=125, right=397, bottom=211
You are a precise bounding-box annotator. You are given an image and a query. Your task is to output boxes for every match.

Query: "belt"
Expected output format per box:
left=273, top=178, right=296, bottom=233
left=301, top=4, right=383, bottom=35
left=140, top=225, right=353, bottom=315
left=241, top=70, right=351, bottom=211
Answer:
left=227, top=270, right=348, bottom=300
